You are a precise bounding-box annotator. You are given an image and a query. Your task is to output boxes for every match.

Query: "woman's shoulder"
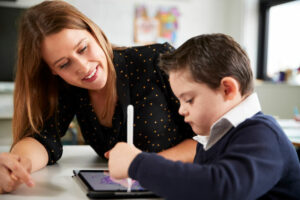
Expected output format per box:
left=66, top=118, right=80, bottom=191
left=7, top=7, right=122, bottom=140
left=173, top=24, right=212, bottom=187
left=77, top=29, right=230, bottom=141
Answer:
left=114, top=42, right=174, bottom=56
left=131, top=42, right=174, bottom=53
left=58, top=83, right=87, bottom=102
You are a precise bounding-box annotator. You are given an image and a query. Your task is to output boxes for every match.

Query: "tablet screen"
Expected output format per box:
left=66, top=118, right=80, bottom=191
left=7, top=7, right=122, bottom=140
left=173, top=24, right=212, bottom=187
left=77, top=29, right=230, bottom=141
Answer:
left=78, top=170, right=145, bottom=192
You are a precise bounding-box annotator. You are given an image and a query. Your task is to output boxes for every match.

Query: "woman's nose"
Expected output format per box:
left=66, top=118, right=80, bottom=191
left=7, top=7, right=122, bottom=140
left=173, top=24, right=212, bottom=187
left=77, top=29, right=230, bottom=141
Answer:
left=75, top=57, right=89, bottom=75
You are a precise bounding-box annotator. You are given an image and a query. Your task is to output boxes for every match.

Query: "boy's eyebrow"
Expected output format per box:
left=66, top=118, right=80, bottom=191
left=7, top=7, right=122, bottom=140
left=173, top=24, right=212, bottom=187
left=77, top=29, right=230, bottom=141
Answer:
left=178, top=92, right=188, bottom=100
left=53, top=38, right=86, bottom=66
left=178, top=90, right=194, bottom=100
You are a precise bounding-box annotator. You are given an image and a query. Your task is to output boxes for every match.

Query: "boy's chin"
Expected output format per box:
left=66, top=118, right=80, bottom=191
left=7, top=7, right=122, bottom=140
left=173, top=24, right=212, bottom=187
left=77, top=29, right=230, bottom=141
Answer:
left=192, top=128, right=202, bottom=135
left=192, top=127, right=209, bottom=136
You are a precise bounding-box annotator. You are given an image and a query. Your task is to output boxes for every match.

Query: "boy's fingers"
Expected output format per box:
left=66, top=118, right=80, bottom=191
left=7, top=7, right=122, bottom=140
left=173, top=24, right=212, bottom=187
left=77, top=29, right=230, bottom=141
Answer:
left=104, top=151, right=110, bottom=159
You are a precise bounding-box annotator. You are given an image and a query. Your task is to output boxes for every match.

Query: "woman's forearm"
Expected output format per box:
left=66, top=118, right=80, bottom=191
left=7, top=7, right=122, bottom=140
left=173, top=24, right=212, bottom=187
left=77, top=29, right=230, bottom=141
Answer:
left=158, top=139, right=197, bottom=163
left=10, top=137, right=49, bottom=172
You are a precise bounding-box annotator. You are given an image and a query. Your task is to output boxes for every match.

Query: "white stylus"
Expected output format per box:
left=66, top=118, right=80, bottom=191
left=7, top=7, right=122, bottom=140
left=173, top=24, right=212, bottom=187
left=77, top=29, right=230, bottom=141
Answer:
left=127, top=105, right=134, bottom=192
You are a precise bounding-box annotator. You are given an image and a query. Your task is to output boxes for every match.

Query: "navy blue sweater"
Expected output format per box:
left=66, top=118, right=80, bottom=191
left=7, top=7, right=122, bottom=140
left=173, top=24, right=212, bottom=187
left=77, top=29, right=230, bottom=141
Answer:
left=129, top=112, right=300, bottom=200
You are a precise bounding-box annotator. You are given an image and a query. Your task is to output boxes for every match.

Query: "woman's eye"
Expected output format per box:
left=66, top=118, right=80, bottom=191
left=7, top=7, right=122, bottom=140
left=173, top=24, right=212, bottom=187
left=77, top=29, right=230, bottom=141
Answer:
left=79, top=45, right=87, bottom=54
left=60, top=62, right=69, bottom=69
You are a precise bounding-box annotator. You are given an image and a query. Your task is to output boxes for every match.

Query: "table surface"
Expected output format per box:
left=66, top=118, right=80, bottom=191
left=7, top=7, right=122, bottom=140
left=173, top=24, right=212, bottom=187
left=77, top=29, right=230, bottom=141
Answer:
left=0, top=145, right=109, bottom=200
left=0, top=119, right=299, bottom=199
left=277, top=119, right=300, bottom=147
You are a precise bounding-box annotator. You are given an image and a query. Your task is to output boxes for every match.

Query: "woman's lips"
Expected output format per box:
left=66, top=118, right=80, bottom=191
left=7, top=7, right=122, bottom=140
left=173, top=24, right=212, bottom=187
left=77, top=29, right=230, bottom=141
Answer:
left=82, top=66, right=98, bottom=82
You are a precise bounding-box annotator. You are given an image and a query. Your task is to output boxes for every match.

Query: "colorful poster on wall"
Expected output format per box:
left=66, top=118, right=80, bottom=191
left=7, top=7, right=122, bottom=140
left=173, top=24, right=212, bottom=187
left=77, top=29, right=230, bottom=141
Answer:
left=134, top=4, right=179, bottom=45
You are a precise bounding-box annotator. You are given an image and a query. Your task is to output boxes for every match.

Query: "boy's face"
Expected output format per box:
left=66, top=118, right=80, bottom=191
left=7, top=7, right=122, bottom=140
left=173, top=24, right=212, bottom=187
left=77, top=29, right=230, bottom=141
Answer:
left=169, top=69, right=228, bottom=136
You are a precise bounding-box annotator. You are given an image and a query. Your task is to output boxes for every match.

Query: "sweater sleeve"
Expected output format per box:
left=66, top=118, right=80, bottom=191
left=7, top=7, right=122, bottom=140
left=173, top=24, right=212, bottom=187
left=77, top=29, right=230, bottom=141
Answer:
left=31, top=87, right=76, bottom=165
left=128, top=123, right=286, bottom=200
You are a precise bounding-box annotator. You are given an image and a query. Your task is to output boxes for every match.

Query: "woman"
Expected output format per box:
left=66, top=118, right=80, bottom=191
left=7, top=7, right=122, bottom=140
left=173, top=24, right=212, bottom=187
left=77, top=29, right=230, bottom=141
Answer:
left=0, top=0, right=196, bottom=193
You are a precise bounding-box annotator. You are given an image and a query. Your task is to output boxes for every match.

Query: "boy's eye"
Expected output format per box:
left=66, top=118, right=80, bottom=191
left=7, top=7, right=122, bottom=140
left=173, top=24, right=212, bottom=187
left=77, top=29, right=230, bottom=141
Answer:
left=79, top=45, right=87, bottom=54
left=186, top=98, right=194, bottom=104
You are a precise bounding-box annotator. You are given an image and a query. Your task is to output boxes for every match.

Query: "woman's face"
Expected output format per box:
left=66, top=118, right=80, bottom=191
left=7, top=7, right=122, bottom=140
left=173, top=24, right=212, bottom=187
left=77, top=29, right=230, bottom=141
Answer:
left=41, top=28, right=108, bottom=91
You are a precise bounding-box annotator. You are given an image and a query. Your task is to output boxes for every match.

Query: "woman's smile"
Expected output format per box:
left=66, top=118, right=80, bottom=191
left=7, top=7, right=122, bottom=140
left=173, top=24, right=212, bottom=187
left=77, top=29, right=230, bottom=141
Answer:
left=82, top=66, right=98, bottom=82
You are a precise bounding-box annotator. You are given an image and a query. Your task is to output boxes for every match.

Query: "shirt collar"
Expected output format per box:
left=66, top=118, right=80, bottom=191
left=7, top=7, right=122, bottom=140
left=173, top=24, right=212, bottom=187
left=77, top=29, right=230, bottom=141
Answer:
left=221, top=92, right=261, bottom=127
left=193, top=93, right=261, bottom=150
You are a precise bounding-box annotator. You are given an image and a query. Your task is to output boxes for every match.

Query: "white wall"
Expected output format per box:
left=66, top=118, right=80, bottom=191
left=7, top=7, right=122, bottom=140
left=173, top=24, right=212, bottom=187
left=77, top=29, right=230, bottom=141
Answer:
left=0, top=0, right=259, bottom=74
left=1, top=0, right=299, bottom=145
left=255, top=83, right=300, bottom=119
left=73, top=0, right=259, bottom=75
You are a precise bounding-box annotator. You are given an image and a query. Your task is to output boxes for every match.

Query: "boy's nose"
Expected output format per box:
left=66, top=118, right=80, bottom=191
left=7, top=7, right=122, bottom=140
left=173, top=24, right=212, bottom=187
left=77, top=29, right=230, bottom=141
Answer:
left=178, top=105, right=188, bottom=116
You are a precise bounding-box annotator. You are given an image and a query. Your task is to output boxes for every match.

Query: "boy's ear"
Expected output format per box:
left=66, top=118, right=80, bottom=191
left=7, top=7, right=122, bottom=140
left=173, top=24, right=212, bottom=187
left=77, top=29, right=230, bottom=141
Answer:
left=220, top=77, right=240, bottom=100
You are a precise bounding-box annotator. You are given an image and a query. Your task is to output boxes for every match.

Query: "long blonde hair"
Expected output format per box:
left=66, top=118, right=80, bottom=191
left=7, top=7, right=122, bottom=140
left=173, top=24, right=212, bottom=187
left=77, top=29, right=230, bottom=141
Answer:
left=12, top=0, right=117, bottom=146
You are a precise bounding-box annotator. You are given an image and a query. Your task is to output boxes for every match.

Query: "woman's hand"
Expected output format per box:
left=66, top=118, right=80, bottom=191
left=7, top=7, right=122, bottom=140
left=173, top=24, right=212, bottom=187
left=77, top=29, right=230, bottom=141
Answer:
left=108, top=142, right=141, bottom=179
left=0, top=152, right=34, bottom=194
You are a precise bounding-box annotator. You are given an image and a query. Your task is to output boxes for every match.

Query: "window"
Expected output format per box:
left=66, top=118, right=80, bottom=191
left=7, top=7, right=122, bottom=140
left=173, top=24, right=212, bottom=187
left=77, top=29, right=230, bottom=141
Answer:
left=257, top=0, right=300, bottom=83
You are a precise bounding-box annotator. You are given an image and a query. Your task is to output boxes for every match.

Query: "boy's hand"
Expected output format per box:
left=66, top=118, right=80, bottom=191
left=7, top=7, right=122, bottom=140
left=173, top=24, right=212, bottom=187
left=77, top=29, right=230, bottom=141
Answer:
left=108, top=142, right=141, bottom=179
left=0, top=152, right=34, bottom=194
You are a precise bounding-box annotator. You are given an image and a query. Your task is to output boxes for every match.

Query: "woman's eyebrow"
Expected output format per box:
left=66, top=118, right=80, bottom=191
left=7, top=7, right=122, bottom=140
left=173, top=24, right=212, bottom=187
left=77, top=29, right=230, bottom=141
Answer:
left=73, top=38, right=86, bottom=50
left=53, top=38, right=86, bottom=66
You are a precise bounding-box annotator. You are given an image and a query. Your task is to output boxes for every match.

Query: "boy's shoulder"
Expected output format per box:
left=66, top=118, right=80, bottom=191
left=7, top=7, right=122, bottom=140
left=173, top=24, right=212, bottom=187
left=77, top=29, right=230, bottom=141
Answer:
left=237, top=112, right=280, bottom=133
left=236, top=112, right=290, bottom=145
left=243, top=112, right=279, bottom=130
left=246, top=112, right=276, bottom=125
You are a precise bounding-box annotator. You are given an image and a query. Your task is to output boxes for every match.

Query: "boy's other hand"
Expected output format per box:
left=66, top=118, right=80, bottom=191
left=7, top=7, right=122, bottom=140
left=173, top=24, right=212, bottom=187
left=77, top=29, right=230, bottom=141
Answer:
left=0, top=152, right=34, bottom=194
left=108, top=142, right=141, bottom=179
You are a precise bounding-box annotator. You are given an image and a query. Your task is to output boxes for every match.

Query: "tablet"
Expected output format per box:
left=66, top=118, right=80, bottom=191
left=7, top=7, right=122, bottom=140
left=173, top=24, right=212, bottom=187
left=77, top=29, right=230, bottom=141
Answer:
left=73, top=170, right=159, bottom=199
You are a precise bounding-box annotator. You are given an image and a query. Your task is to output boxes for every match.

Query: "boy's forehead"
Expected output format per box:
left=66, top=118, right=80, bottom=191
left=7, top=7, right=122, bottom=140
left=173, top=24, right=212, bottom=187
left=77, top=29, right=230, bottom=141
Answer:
left=169, top=69, right=198, bottom=96
left=169, top=68, right=192, bottom=80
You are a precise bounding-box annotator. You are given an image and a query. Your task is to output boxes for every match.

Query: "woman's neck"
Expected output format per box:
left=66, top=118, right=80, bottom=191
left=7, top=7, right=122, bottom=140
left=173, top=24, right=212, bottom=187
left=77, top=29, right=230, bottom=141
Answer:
left=88, top=88, right=117, bottom=127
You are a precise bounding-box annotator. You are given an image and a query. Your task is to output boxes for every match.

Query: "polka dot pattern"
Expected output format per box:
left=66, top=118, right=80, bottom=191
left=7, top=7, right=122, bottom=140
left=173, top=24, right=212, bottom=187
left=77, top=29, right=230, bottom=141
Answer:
left=32, top=43, right=194, bottom=165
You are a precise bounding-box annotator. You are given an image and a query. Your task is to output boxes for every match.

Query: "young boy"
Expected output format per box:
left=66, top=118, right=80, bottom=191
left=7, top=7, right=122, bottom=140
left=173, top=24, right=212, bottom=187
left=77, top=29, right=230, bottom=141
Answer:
left=108, top=34, right=300, bottom=200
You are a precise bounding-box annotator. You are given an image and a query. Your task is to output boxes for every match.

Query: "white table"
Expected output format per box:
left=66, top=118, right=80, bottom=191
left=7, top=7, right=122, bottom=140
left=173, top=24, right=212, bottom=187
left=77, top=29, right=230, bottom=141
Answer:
left=1, top=119, right=298, bottom=199
left=0, top=145, right=108, bottom=200
left=278, top=119, right=300, bottom=147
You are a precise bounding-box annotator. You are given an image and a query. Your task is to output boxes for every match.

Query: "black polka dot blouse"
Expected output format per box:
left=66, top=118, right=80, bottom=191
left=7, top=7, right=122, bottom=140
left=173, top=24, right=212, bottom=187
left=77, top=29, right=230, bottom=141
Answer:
left=32, top=43, right=194, bottom=165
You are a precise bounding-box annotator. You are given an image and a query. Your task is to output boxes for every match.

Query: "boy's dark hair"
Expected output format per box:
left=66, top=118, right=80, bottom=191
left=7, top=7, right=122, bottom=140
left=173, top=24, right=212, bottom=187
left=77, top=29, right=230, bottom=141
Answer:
left=159, top=33, right=254, bottom=96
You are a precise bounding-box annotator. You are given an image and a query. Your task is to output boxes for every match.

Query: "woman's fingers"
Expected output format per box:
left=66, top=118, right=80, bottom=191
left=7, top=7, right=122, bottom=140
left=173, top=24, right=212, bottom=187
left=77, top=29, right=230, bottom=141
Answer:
left=0, top=166, right=11, bottom=193
left=0, top=166, right=21, bottom=193
left=0, top=153, right=34, bottom=188
left=19, top=156, right=32, bottom=173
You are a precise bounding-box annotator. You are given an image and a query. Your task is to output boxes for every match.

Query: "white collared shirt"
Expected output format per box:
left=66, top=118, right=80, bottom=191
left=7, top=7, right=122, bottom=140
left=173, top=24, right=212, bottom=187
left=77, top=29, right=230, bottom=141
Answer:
left=193, top=93, right=262, bottom=151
